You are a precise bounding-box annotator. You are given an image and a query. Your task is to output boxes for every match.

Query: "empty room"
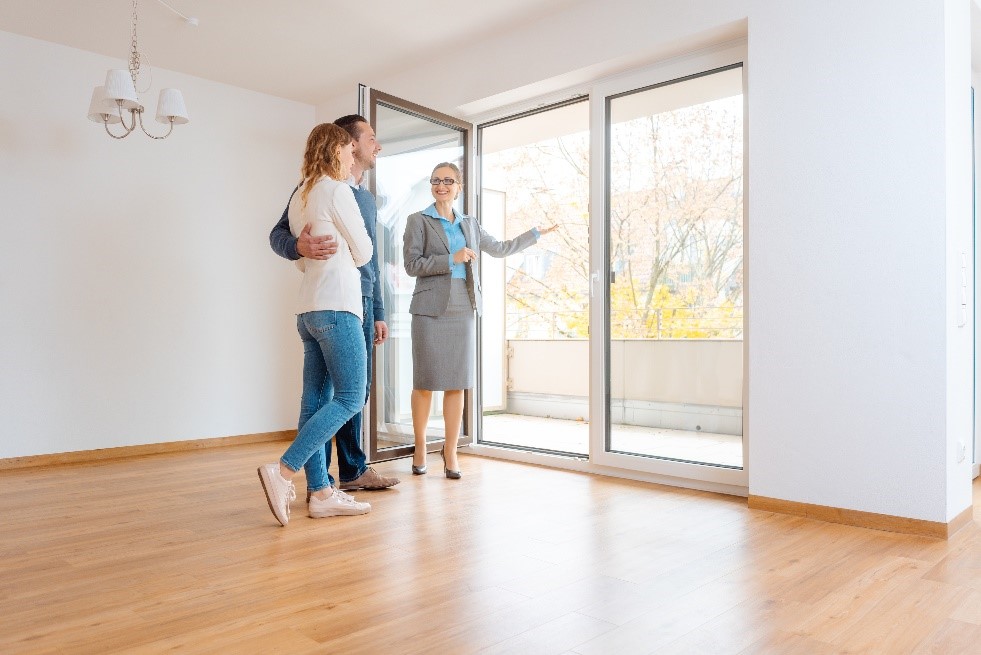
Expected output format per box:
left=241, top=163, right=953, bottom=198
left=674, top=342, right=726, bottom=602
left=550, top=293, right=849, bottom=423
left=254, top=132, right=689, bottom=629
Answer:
left=3, top=1, right=981, bottom=653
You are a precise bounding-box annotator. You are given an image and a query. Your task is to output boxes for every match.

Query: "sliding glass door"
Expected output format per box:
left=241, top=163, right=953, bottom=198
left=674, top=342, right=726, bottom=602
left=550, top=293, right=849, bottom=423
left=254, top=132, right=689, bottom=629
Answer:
left=590, top=49, right=747, bottom=487
left=606, top=65, right=744, bottom=467
left=477, top=99, right=591, bottom=456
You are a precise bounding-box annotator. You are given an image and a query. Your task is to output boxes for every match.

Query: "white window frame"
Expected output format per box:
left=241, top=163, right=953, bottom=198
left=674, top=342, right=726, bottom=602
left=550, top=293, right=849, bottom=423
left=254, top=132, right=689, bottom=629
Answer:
left=587, top=42, right=749, bottom=491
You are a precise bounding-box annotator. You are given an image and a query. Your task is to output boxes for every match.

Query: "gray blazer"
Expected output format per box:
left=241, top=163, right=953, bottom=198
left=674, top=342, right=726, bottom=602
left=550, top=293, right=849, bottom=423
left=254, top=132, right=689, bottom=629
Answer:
left=403, top=211, right=539, bottom=317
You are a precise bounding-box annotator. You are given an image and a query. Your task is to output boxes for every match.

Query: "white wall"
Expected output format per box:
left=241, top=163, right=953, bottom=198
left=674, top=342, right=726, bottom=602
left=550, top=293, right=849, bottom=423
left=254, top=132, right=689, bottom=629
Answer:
left=747, top=0, right=972, bottom=522
left=944, top=0, right=975, bottom=520
left=974, top=38, right=981, bottom=480
left=0, top=31, right=314, bottom=458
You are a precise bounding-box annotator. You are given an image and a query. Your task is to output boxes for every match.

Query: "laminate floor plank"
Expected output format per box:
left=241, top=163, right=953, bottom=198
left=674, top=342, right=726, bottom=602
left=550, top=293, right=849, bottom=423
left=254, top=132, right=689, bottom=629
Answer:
left=2, top=441, right=981, bottom=654
left=476, top=611, right=617, bottom=655
left=734, top=630, right=842, bottom=655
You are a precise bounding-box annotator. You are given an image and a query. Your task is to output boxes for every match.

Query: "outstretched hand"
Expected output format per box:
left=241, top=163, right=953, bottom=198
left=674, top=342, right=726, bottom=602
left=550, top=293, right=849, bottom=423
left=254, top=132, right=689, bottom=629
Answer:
left=538, top=223, right=560, bottom=235
left=297, top=223, right=338, bottom=260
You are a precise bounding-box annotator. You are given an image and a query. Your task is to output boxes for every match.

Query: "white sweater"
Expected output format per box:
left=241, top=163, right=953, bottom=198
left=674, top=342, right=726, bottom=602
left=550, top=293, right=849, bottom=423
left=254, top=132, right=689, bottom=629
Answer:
left=288, top=177, right=373, bottom=319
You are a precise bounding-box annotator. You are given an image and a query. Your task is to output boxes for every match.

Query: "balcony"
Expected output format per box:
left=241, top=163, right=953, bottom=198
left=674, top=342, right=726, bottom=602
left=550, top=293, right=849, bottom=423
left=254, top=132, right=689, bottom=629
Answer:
left=481, top=338, right=743, bottom=468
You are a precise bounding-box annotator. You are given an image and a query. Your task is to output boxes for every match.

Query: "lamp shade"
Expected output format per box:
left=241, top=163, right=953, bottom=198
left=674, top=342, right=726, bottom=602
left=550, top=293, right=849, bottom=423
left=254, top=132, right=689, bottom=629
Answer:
left=104, top=69, right=141, bottom=110
left=155, top=88, right=189, bottom=124
left=86, top=86, right=122, bottom=124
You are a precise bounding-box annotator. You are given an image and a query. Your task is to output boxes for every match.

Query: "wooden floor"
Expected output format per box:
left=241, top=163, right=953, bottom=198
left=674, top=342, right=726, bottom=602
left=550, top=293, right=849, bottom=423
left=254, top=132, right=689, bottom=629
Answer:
left=3, top=443, right=981, bottom=654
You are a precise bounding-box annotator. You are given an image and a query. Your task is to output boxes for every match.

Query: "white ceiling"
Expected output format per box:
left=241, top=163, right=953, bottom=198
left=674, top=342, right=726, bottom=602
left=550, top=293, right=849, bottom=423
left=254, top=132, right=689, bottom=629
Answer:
left=13, top=2, right=979, bottom=108
left=0, top=0, right=585, bottom=106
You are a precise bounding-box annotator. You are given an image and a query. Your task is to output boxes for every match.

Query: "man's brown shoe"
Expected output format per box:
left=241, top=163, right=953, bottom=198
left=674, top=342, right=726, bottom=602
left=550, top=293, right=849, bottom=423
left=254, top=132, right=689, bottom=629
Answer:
left=339, top=467, right=400, bottom=490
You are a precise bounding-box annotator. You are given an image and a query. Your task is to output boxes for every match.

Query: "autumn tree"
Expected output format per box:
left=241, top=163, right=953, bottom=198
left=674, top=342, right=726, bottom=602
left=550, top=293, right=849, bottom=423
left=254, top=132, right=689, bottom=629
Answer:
left=483, top=94, right=743, bottom=340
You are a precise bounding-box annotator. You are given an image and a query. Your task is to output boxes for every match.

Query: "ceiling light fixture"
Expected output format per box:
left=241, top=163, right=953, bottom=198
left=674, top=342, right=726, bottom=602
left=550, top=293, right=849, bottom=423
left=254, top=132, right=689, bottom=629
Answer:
left=86, top=0, right=190, bottom=139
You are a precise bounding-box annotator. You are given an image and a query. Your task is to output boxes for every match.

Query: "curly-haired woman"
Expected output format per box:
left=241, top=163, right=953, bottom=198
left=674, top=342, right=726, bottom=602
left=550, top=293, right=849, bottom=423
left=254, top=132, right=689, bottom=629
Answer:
left=258, top=123, right=375, bottom=526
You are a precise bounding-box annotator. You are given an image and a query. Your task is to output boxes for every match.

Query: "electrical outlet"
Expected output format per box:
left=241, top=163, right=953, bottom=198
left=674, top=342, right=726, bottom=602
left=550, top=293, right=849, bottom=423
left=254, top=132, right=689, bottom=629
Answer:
left=957, top=440, right=967, bottom=463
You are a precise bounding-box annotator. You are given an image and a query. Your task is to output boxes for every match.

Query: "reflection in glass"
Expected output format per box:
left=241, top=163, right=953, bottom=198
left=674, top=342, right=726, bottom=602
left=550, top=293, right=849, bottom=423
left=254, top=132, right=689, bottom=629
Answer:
left=373, top=104, right=464, bottom=450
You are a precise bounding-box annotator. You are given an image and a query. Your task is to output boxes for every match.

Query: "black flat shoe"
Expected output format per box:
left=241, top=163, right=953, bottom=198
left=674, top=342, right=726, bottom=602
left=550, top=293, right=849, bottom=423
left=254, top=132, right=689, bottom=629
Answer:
left=440, top=445, right=462, bottom=480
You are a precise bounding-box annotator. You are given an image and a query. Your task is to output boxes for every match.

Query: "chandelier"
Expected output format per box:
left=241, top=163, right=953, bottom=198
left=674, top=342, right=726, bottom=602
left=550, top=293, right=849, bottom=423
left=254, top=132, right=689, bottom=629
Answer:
left=86, top=0, right=190, bottom=139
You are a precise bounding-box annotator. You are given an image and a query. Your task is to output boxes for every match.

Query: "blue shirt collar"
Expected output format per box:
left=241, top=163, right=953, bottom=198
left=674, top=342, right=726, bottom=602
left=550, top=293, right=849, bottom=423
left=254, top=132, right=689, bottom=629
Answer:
left=421, top=203, right=462, bottom=223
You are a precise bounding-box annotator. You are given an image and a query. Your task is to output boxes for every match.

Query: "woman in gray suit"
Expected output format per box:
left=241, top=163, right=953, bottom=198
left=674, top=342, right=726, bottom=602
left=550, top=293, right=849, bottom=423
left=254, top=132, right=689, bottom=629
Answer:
left=402, top=162, right=557, bottom=478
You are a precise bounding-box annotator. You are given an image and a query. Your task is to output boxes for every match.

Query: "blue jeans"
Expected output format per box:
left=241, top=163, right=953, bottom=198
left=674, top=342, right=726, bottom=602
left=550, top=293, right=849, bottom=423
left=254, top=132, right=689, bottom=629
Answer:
left=316, top=297, right=374, bottom=486
left=282, top=310, right=367, bottom=492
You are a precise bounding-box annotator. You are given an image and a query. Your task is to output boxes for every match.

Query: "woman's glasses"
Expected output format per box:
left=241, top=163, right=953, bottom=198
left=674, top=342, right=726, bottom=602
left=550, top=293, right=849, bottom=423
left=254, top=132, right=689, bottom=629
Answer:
left=430, top=178, right=458, bottom=186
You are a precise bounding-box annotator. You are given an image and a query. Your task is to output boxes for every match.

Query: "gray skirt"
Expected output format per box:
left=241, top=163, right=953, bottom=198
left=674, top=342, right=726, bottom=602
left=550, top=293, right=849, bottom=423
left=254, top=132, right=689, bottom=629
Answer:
left=411, top=278, right=475, bottom=390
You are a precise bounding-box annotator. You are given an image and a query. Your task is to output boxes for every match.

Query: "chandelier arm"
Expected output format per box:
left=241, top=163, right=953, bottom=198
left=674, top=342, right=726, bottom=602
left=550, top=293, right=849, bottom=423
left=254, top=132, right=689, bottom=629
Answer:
left=104, top=115, right=134, bottom=139
left=137, top=110, right=174, bottom=140
left=103, top=104, right=139, bottom=139
left=117, top=102, right=137, bottom=131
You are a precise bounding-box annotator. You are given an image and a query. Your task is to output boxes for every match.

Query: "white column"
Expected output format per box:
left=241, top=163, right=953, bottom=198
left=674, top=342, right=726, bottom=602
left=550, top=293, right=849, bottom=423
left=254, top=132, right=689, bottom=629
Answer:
left=746, top=0, right=972, bottom=523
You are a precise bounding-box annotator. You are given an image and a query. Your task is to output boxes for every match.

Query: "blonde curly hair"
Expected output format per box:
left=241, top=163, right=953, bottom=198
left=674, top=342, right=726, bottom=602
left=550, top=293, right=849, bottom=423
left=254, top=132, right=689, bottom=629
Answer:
left=299, top=123, right=353, bottom=208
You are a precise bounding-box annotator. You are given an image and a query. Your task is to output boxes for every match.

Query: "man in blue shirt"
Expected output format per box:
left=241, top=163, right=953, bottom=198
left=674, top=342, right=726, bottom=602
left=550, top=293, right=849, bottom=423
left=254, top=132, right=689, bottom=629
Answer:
left=269, top=114, right=399, bottom=494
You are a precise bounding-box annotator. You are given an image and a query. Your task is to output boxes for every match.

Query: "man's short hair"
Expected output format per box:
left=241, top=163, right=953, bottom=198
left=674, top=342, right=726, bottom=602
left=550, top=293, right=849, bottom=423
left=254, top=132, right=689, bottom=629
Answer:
left=334, top=114, right=368, bottom=140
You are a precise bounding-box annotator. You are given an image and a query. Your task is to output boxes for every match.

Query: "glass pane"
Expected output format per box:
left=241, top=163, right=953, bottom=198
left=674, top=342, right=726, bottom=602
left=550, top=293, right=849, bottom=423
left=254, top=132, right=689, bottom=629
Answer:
left=607, top=66, right=744, bottom=468
left=479, top=100, right=590, bottom=455
left=373, top=103, right=465, bottom=451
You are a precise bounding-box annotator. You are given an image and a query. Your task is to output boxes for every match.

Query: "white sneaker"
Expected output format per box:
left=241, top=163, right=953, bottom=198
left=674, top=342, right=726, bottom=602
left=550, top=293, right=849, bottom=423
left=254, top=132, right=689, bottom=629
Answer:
left=307, top=486, right=356, bottom=505
left=309, top=488, right=371, bottom=518
left=331, top=488, right=357, bottom=502
left=258, top=463, right=296, bottom=526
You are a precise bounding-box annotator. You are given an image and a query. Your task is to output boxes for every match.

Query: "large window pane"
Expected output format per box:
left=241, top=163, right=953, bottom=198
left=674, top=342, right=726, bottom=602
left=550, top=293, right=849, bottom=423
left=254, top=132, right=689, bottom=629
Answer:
left=479, top=100, right=590, bottom=455
left=607, top=65, right=744, bottom=468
